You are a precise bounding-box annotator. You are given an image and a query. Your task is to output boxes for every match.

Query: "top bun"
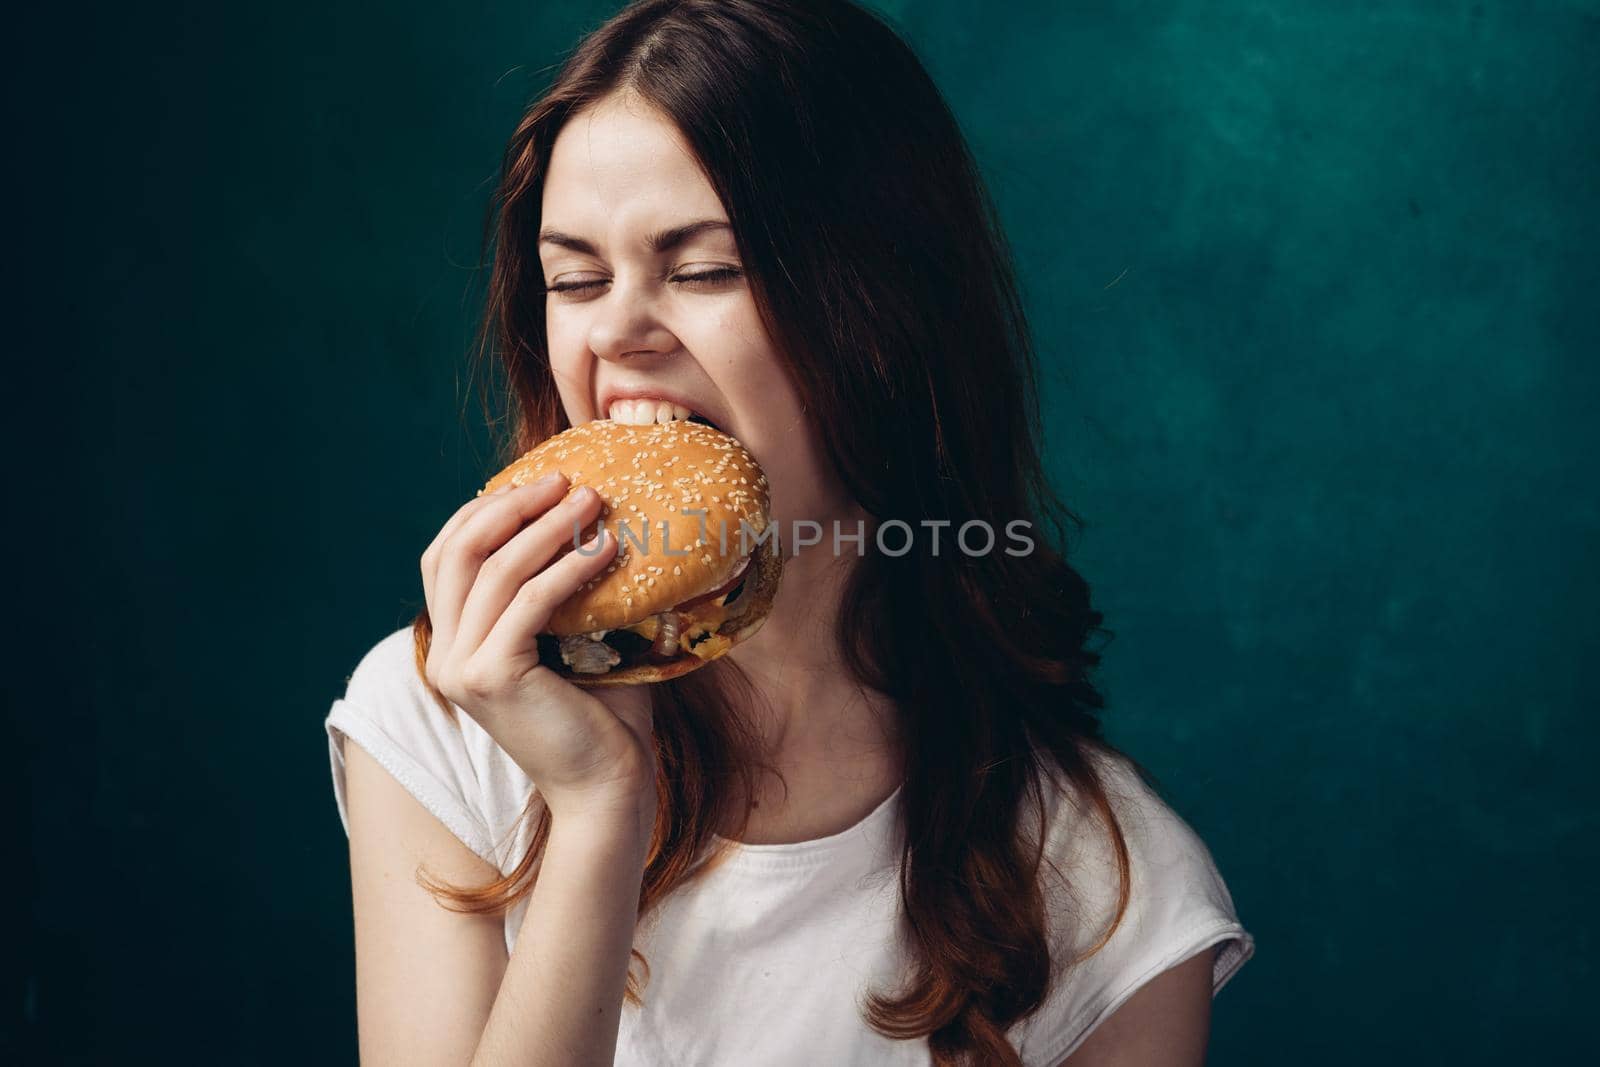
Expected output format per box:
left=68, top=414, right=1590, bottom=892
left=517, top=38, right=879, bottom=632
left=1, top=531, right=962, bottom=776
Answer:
left=480, top=419, right=772, bottom=636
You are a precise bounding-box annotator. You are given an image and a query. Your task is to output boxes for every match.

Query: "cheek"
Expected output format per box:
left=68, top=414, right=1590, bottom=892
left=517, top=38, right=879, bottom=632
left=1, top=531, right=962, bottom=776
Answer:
left=697, top=312, right=816, bottom=470
left=545, top=341, right=592, bottom=420
left=546, top=313, right=585, bottom=365
left=738, top=400, right=841, bottom=521
left=705, top=309, right=790, bottom=398
left=758, top=439, right=847, bottom=529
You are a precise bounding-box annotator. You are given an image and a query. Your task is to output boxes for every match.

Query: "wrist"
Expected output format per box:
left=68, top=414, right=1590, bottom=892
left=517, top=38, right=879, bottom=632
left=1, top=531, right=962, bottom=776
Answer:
left=546, top=796, right=657, bottom=862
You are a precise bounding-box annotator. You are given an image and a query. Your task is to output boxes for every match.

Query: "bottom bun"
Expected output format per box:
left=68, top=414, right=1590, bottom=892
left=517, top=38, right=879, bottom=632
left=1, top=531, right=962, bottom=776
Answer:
left=540, top=539, right=783, bottom=687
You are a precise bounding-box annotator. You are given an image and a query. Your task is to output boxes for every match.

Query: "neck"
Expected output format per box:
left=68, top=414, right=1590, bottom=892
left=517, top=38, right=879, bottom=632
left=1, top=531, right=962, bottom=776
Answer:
left=722, top=506, right=900, bottom=779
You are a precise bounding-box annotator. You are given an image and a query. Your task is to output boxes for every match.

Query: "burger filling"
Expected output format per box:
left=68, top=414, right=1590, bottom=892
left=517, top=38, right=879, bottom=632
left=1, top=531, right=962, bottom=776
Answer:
left=553, top=559, right=754, bottom=676
left=557, top=634, right=621, bottom=675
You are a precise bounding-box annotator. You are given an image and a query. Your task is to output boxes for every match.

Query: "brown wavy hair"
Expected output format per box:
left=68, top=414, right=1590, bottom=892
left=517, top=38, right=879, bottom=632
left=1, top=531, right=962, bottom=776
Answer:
left=407, top=1, right=1144, bottom=1062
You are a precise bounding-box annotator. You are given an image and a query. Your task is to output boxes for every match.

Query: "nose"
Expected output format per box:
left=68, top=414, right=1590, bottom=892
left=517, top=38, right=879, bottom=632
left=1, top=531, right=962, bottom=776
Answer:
left=587, top=283, right=678, bottom=365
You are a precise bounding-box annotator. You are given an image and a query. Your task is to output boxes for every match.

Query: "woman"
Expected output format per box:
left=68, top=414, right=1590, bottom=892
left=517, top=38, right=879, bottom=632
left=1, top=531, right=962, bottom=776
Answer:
left=324, top=1, right=1254, bottom=1063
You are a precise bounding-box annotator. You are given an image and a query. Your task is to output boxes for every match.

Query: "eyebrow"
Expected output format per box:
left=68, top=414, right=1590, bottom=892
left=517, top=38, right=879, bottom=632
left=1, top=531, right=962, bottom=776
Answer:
left=537, top=219, right=734, bottom=257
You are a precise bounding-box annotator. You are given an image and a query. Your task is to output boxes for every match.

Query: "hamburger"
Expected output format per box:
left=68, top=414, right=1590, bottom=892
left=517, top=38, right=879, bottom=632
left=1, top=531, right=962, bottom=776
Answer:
left=478, top=417, right=782, bottom=686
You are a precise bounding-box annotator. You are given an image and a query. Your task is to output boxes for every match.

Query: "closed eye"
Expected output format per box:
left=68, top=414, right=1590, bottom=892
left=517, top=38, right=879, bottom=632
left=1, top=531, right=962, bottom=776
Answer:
left=544, top=267, right=744, bottom=296
left=672, top=267, right=743, bottom=289
left=544, top=279, right=603, bottom=295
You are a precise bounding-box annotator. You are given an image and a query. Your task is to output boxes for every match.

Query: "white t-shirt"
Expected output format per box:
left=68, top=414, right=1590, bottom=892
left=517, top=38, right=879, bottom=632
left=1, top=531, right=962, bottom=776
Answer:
left=325, top=626, right=1254, bottom=1066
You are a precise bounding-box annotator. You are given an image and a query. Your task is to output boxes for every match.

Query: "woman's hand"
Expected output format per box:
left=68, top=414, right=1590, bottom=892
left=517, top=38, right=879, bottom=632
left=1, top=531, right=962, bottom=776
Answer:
left=420, top=472, right=656, bottom=835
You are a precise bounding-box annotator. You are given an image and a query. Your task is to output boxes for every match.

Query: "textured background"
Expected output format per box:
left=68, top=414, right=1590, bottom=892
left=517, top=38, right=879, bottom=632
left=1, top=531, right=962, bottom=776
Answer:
left=9, top=1, right=1597, bottom=1063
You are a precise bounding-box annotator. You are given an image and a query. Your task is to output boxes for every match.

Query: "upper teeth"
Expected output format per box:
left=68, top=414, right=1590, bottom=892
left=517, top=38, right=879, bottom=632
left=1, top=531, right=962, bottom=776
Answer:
left=609, top=398, right=695, bottom=426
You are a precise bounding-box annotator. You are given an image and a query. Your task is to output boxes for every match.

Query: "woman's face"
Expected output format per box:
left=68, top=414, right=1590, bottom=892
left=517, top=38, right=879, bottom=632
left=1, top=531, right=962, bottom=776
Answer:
left=538, top=90, right=853, bottom=540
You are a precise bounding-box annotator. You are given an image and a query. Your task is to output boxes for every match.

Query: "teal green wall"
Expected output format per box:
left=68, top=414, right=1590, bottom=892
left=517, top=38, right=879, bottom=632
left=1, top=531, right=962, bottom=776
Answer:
left=11, top=1, right=1595, bottom=1062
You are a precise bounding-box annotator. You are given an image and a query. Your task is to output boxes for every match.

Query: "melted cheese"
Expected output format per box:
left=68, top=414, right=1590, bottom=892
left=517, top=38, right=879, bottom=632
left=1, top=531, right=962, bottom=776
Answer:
left=618, top=591, right=735, bottom=654
left=624, top=616, right=659, bottom=641
left=685, top=631, right=733, bottom=661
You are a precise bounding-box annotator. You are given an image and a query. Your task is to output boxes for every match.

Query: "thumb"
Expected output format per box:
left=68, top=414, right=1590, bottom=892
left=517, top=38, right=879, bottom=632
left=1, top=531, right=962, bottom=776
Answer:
left=594, top=684, right=656, bottom=746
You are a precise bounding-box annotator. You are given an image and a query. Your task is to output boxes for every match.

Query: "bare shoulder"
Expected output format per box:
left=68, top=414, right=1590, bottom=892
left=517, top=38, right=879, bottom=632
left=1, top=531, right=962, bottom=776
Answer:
left=344, top=740, right=511, bottom=1064
left=1055, top=945, right=1216, bottom=1067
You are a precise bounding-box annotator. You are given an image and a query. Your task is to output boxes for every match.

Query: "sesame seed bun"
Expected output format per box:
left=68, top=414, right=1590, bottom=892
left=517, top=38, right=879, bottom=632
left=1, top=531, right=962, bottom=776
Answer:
left=478, top=418, right=781, bottom=685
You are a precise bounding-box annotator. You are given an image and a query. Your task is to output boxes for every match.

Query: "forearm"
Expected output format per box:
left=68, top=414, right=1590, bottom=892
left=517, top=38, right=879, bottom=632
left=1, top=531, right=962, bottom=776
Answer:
left=470, top=814, right=649, bottom=1067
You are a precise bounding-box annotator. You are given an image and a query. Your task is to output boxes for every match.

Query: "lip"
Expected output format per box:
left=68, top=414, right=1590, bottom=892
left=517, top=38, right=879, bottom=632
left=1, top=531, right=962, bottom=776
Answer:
left=596, top=385, right=720, bottom=428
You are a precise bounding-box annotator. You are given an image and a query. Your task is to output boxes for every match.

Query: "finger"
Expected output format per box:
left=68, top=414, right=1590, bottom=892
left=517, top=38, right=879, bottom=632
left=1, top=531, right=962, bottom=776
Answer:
left=430, top=483, right=513, bottom=559
left=427, top=473, right=569, bottom=653
left=476, top=524, right=618, bottom=677
left=422, top=483, right=515, bottom=601
left=454, top=483, right=608, bottom=654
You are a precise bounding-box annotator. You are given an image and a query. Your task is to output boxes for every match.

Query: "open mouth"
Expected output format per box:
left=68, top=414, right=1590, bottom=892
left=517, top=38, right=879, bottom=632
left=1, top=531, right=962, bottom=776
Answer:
left=607, top=397, right=721, bottom=432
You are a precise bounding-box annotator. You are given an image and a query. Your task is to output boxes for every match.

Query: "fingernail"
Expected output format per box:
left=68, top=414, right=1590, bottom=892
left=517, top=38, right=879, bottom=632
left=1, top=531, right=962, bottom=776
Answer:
left=534, top=472, right=564, bottom=487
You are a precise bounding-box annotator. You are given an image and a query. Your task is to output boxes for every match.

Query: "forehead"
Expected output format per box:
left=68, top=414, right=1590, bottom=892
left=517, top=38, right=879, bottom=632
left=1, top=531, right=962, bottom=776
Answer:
left=541, top=94, right=726, bottom=237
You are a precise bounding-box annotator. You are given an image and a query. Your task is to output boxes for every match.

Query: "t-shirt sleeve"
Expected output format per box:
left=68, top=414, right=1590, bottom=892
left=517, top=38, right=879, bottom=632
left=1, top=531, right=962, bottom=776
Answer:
left=324, top=625, right=503, bottom=866
left=1010, top=750, right=1256, bottom=1067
